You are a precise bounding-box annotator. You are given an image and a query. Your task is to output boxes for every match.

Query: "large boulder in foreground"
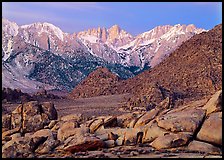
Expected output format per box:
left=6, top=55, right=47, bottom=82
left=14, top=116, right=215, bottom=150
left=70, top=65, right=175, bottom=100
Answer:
left=41, top=102, right=58, bottom=120
left=134, top=108, right=160, bottom=128
left=2, top=136, right=34, bottom=158
left=202, top=90, right=222, bottom=115
left=157, top=107, right=205, bottom=133
left=187, top=140, right=221, bottom=154
left=64, top=133, right=105, bottom=153
left=142, top=120, right=169, bottom=143
left=10, top=101, right=58, bottom=133
left=197, top=112, right=222, bottom=146
left=57, top=124, right=88, bottom=142
left=150, top=132, right=192, bottom=149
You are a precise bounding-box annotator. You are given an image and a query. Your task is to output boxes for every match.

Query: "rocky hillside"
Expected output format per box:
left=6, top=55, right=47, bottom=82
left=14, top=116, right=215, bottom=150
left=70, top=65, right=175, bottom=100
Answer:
left=123, top=24, right=222, bottom=110
left=2, top=90, right=222, bottom=158
left=70, top=24, right=222, bottom=110
left=69, top=67, right=121, bottom=99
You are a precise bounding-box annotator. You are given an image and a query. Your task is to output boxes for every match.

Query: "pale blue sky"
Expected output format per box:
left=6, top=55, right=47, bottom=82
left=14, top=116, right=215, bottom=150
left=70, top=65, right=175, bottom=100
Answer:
left=2, top=2, right=222, bottom=36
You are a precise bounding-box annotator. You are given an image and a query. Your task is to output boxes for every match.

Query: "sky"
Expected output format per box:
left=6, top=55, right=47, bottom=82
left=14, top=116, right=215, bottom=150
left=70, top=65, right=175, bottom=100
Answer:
left=2, top=2, right=222, bottom=36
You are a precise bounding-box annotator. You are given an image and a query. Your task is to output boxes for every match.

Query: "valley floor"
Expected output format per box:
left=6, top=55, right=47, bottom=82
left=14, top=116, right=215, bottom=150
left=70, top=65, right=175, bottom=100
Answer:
left=2, top=93, right=132, bottom=118
left=54, top=93, right=132, bottom=118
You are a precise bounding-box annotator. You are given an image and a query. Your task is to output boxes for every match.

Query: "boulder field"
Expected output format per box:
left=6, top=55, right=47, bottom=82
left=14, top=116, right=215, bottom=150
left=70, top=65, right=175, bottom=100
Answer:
left=2, top=90, right=222, bottom=158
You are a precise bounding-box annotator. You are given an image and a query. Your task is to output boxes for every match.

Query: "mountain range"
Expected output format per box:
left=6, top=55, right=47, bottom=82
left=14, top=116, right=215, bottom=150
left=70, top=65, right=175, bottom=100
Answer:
left=70, top=24, right=222, bottom=109
left=2, top=18, right=206, bottom=92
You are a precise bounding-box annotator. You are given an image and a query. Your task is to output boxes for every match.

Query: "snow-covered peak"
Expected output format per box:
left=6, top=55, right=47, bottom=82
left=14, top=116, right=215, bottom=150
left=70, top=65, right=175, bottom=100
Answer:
left=174, top=24, right=181, bottom=27
left=77, top=25, right=134, bottom=49
left=135, top=24, right=206, bottom=43
left=117, top=23, right=206, bottom=68
left=137, top=25, right=173, bottom=40
left=21, top=22, right=64, bottom=41
left=159, top=24, right=206, bottom=41
left=2, top=18, right=19, bottom=36
left=2, top=19, right=208, bottom=70
left=119, top=30, right=133, bottom=39
left=108, top=24, right=120, bottom=33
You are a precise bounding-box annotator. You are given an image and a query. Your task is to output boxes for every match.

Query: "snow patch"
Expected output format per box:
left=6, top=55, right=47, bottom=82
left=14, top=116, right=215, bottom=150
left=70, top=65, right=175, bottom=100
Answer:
left=80, top=35, right=99, bottom=43
left=118, top=39, right=137, bottom=51
left=78, top=38, right=99, bottom=57
left=2, top=63, right=55, bottom=93
left=43, top=22, right=64, bottom=41
left=2, top=19, right=19, bottom=36
left=2, top=39, right=13, bottom=61
left=139, top=39, right=155, bottom=46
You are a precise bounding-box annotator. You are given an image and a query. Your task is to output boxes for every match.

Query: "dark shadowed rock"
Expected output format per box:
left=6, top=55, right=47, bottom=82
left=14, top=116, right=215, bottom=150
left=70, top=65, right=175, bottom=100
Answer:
left=2, top=136, right=32, bottom=158
left=2, top=87, right=32, bottom=103
left=41, top=102, right=58, bottom=120
left=117, top=112, right=142, bottom=128
left=104, top=116, right=118, bottom=128
left=108, top=132, right=118, bottom=141
left=2, top=114, right=11, bottom=130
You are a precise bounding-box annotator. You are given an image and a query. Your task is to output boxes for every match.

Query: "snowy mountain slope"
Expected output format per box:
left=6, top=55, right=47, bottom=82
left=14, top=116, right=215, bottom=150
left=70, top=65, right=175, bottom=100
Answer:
left=2, top=61, right=55, bottom=93
left=3, top=18, right=206, bottom=68
left=77, top=25, right=134, bottom=64
left=116, top=24, right=206, bottom=67
left=2, top=37, right=135, bottom=92
left=2, top=18, right=206, bottom=92
left=2, top=19, right=19, bottom=61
